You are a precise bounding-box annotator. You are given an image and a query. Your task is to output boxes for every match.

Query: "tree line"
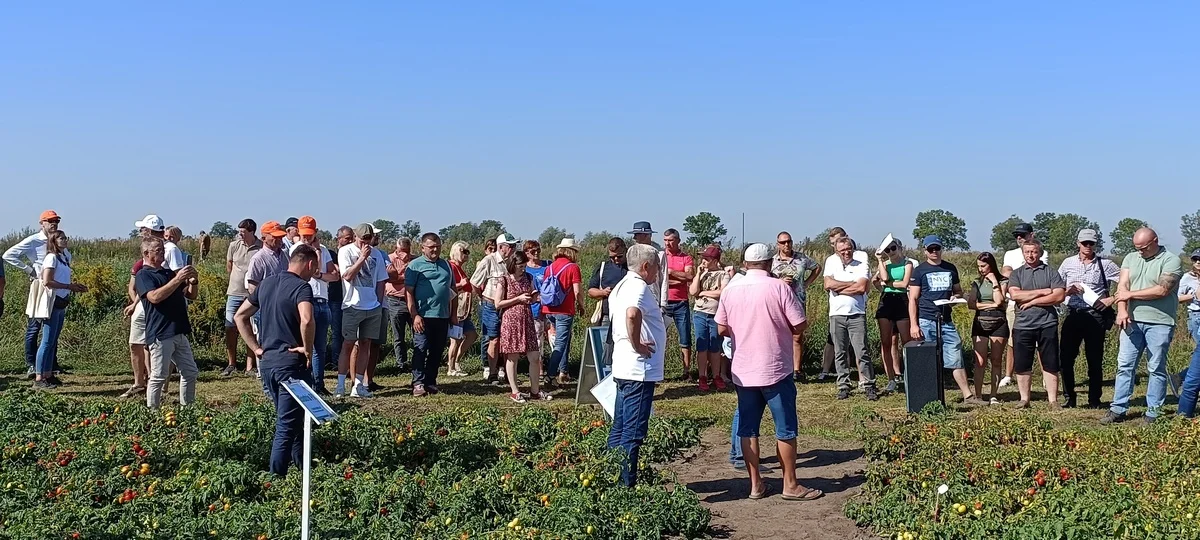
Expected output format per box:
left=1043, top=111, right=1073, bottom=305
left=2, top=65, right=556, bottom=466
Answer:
left=199, top=208, right=1200, bottom=257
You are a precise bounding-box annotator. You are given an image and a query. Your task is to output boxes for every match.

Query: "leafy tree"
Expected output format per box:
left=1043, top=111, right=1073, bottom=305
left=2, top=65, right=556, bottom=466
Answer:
left=538, top=227, right=571, bottom=248
left=1109, top=217, right=1149, bottom=256
left=209, top=221, right=236, bottom=239
left=1032, top=212, right=1103, bottom=254
left=580, top=230, right=625, bottom=250
left=399, top=220, right=422, bottom=240
left=682, top=212, right=728, bottom=248
left=989, top=215, right=1026, bottom=252
left=1181, top=210, right=1200, bottom=253
left=317, top=229, right=333, bottom=243
left=477, top=220, right=506, bottom=243
left=372, top=219, right=400, bottom=241
left=912, top=209, right=970, bottom=250
left=438, top=220, right=508, bottom=245
left=128, top=228, right=140, bottom=239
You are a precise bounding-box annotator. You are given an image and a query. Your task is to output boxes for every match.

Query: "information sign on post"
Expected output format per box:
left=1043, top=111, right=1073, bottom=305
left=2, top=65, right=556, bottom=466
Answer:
left=281, top=379, right=338, bottom=540
left=575, top=326, right=609, bottom=407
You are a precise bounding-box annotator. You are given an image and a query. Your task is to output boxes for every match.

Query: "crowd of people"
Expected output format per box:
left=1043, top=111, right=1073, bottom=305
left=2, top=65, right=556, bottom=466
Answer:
left=4, top=211, right=1199, bottom=492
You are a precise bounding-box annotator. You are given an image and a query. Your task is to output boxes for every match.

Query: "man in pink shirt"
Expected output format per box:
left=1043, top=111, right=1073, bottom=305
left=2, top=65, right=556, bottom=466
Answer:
left=662, top=228, right=696, bottom=382
left=717, top=243, right=823, bottom=502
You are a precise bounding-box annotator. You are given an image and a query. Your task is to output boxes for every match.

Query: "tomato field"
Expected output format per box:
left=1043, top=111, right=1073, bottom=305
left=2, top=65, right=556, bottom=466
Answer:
left=847, top=404, right=1200, bottom=539
left=0, top=391, right=710, bottom=539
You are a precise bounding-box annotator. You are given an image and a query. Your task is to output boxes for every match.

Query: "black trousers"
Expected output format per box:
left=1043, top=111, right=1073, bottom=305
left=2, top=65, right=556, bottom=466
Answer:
left=1060, top=309, right=1106, bottom=405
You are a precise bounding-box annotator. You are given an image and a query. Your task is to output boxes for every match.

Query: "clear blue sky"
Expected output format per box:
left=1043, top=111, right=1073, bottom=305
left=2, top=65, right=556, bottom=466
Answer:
left=2, top=2, right=1197, bottom=251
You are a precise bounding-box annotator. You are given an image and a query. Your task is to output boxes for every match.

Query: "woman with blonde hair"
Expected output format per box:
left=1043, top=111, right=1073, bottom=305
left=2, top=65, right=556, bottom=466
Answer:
left=446, top=241, right=478, bottom=377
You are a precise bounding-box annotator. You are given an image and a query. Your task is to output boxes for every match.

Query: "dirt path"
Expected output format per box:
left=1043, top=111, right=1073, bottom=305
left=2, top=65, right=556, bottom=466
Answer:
left=670, top=428, right=873, bottom=539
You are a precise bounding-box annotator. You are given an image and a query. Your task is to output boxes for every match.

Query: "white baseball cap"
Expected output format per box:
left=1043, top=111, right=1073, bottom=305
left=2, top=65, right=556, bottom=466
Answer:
left=496, top=234, right=519, bottom=245
left=743, top=243, right=771, bottom=262
left=134, top=214, right=165, bottom=232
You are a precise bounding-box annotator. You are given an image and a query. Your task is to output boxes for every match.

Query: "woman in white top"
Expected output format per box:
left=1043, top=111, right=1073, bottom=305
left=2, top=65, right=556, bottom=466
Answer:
left=36, top=231, right=87, bottom=389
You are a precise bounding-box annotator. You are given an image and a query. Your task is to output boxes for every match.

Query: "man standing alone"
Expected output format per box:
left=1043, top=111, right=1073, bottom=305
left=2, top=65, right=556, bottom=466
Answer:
left=234, top=244, right=318, bottom=475
left=1103, top=227, right=1183, bottom=424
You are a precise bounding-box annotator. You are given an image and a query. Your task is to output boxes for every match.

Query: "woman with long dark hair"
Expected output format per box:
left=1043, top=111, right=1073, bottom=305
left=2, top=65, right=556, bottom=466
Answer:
left=495, top=251, right=550, bottom=402
left=35, top=231, right=87, bottom=389
left=968, top=252, right=1008, bottom=404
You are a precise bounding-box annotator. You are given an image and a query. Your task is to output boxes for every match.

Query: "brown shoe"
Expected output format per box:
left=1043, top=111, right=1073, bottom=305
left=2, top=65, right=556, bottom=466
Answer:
left=412, top=384, right=428, bottom=397
left=1014, top=400, right=1031, bottom=410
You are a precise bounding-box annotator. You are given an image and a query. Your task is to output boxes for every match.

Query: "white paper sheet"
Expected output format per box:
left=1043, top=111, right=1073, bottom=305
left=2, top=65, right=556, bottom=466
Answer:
left=590, top=374, right=617, bottom=418
left=876, top=233, right=896, bottom=255
left=933, top=298, right=968, bottom=306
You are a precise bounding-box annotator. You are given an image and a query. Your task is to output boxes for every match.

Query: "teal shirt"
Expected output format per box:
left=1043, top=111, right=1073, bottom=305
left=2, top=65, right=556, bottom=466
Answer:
left=403, top=256, right=455, bottom=319
left=884, top=262, right=909, bottom=293
left=1122, top=247, right=1183, bottom=326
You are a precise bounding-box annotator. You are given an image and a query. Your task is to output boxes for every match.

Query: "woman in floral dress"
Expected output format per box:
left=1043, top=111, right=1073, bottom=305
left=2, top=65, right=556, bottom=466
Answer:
left=495, top=251, right=551, bottom=403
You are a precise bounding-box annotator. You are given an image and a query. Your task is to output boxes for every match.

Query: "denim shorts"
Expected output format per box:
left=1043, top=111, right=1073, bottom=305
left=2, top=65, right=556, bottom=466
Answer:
left=224, top=295, right=246, bottom=328
left=693, top=312, right=720, bottom=352
left=460, top=318, right=476, bottom=335
left=665, top=300, right=692, bottom=349
left=735, top=376, right=798, bottom=441
left=917, top=318, right=964, bottom=369
left=480, top=301, right=501, bottom=339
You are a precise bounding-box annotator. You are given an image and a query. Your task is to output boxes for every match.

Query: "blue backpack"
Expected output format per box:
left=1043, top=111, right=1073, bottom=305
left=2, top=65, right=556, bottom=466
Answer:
left=538, top=262, right=574, bottom=308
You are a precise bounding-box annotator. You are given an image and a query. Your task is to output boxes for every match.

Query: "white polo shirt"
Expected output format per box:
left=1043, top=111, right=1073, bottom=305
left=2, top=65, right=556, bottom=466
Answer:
left=609, top=272, right=666, bottom=382
left=163, top=241, right=187, bottom=271
left=290, top=243, right=334, bottom=300
left=823, top=256, right=869, bottom=316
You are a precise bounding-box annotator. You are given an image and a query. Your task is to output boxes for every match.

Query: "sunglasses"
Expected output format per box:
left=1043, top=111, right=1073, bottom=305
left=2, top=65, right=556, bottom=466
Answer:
left=884, top=245, right=899, bottom=253
left=1080, top=241, right=1096, bottom=247
left=777, top=240, right=792, bottom=245
left=44, top=219, right=61, bottom=224
left=1192, top=257, right=1200, bottom=263
left=926, top=246, right=942, bottom=253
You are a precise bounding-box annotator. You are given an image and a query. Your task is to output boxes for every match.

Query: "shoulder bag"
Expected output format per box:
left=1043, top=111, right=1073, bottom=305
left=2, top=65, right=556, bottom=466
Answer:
left=589, top=262, right=606, bottom=326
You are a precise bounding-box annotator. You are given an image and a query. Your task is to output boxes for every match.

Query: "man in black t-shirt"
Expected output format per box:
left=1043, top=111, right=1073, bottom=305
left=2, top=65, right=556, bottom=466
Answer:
left=134, top=237, right=199, bottom=409
left=587, top=237, right=629, bottom=378
left=907, top=235, right=979, bottom=404
left=234, top=244, right=319, bottom=476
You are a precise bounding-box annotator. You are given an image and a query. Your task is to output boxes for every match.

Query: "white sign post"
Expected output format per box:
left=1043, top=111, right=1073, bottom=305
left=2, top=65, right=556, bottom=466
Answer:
left=281, top=379, right=338, bottom=540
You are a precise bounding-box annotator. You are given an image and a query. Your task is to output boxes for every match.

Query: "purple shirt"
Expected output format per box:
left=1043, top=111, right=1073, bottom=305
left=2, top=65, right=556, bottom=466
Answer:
left=715, top=269, right=806, bottom=387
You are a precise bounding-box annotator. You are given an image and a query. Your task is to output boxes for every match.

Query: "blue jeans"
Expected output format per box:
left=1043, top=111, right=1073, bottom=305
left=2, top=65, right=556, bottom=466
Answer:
left=1112, top=321, right=1175, bottom=418
left=1179, top=312, right=1200, bottom=417
left=734, top=376, right=798, bottom=440
left=412, top=317, right=449, bottom=388
left=328, top=304, right=344, bottom=368
left=262, top=364, right=313, bottom=476
left=25, top=317, right=44, bottom=370
left=546, top=314, right=575, bottom=376
left=35, top=307, right=67, bottom=375
left=917, top=318, right=964, bottom=369
left=311, top=301, right=330, bottom=392
left=480, top=301, right=500, bottom=365
left=729, top=409, right=743, bottom=465
left=693, top=312, right=719, bottom=352
left=607, top=379, right=656, bottom=487
left=665, top=301, right=692, bottom=349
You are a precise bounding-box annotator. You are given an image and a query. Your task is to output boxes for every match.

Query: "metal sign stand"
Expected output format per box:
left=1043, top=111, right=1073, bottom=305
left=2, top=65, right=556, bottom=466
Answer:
left=281, top=379, right=339, bottom=540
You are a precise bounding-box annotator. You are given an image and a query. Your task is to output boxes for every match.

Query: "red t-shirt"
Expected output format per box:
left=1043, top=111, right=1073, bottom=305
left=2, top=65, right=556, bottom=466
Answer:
left=540, top=256, right=582, bottom=316
left=449, top=260, right=471, bottom=293
left=131, top=259, right=144, bottom=275
left=665, top=250, right=693, bottom=302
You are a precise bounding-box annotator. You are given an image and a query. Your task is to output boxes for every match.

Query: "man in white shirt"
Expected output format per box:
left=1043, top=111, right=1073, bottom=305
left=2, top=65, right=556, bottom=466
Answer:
left=281, top=217, right=300, bottom=251
left=470, top=233, right=517, bottom=384
left=824, top=236, right=877, bottom=401
left=336, top=223, right=390, bottom=398
left=999, top=222, right=1050, bottom=387
left=819, top=227, right=868, bottom=379
left=628, top=221, right=665, bottom=306
left=291, top=216, right=340, bottom=395
left=3, top=210, right=64, bottom=378
left=606, top=243, right=665, bottom=488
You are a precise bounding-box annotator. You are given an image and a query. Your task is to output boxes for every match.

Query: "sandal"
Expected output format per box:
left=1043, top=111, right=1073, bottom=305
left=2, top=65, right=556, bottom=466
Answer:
left=748, top=484, right=772, bottom=500
left=781, top=487, right=824, bottom=501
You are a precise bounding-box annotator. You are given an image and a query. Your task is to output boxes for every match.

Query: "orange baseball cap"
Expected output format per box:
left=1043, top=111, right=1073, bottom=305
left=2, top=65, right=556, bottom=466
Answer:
left=297, top=216, right=318, bottom=236
left=39, top=210, right=61, bottom=221
left=261, top=220, right=288, bottom=238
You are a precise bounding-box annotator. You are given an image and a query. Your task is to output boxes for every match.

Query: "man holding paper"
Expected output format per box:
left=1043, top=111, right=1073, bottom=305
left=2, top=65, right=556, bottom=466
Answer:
left=908, top=235, right=978, bottom=404
left=1057, top=229, right=1120, bottom=408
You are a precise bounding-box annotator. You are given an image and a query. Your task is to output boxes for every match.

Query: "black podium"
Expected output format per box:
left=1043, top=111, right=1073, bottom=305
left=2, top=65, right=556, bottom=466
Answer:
left=903, top=340, right=945, bottom=413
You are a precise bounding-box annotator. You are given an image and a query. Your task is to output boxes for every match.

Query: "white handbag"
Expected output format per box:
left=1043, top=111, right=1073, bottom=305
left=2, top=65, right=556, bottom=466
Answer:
left=589, top=262, right=606, bottom=326
left=25, top=279, right=54, bottom=320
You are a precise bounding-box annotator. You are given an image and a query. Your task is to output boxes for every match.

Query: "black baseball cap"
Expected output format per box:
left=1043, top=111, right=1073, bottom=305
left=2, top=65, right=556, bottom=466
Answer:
left=1013, top=223, right=1033, bottom=235
left=284, top=217, right=299, bottom=229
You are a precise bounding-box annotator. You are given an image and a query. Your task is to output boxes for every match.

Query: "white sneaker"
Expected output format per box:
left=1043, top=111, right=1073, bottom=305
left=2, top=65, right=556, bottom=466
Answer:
left=350, top=385, right=373, bottom=398
left=998, top=376, right=1013, bottom=387
left=498, top=370, right=507, bottom=382
left=483, top=367, right=491, bottom=380
left=989, top=397, right=1000, bottom=406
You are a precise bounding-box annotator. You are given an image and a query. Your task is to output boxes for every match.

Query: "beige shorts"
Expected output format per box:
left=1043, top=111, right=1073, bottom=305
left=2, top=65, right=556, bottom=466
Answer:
left=1005, top=303, right=1016, bottom=347
left=129, top=302, right=147, bottom=345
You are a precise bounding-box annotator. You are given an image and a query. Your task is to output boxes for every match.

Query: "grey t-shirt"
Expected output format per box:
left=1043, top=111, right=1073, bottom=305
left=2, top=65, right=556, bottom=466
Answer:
left=1008, top=262, right=1066, bottom=330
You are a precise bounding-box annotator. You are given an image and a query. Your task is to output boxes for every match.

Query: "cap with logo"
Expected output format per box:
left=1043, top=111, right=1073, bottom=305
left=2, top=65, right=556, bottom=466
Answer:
left=496, top=234, right=518, bottom=246
left=922, top=235, right=944, bottom=248
left=353, top=223, right=376, bottom=238
left=284, top=217, right=299, bottom=230
left=297, top=216, right=318, bottom=236
left=39, top=210, right=61, bottom=222
left=261, top=221, right=288, bottom=238
left=628, top=221, right=656, bottom=235
left=743, top=243, right=771, bottom=262
left=1077, top=229, right=1099, bottom=243
left=1013, top=223, right=1034, bottom=235
left=1191, top=249, right=1200, bottom=261
left=134, top=214, right=166, bottom=232
left=701, top=245, right=721, bottom=259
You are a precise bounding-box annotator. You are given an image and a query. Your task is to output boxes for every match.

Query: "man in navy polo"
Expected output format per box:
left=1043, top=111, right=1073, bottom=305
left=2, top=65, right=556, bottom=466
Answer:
left=234, top=244, right=319, bottom=475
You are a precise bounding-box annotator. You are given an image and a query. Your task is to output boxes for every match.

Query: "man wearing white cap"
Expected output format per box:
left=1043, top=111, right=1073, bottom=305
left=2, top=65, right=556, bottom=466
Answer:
left=135, top=215, right=185, bottom=271
left=718, top=243, right=821, bottom=501
left=1057, top=228, right=1120, bottom=408
left=471, top=233, right=518, bottom=384
left=121, top=216, right=169, bottom=398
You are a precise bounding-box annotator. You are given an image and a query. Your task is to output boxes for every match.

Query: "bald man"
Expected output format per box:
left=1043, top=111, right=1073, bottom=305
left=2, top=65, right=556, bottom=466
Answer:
left=1102, top=227, right=1183, bottom=425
